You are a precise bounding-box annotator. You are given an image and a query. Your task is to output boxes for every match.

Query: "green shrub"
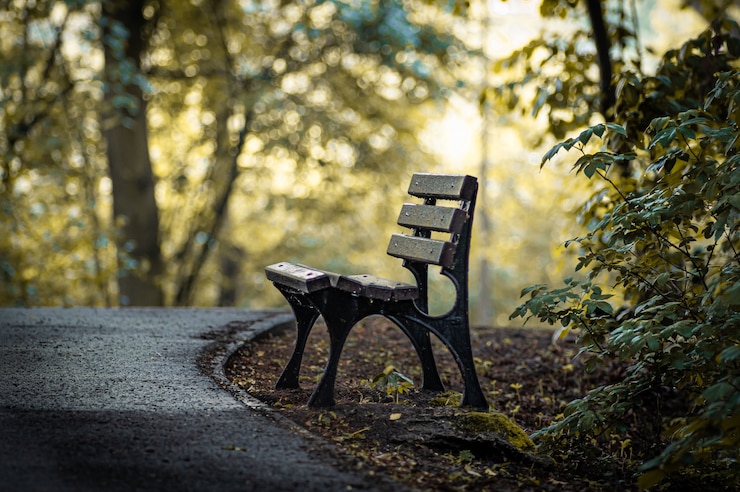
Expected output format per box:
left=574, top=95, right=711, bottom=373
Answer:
left=511, top=18, right=740, bottom=489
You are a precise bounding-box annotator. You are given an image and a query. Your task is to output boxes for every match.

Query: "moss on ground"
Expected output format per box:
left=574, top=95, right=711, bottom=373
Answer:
left=454, top=412, right=536, bottom=451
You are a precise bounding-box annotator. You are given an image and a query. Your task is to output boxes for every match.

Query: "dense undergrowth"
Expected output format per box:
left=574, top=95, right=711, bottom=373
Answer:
left=510, top=19, right=740, bottom=489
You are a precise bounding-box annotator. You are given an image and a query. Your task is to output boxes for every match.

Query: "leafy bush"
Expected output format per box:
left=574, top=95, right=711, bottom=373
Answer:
left=511, top=18, right=740, bottom=489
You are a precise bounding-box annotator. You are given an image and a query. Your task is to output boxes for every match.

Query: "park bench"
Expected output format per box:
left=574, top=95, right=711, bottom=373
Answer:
left=265, top=173, right=488, bottom=410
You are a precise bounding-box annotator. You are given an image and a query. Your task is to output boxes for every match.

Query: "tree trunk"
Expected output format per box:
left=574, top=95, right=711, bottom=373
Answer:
left=102, top=0, right=163, bottom=306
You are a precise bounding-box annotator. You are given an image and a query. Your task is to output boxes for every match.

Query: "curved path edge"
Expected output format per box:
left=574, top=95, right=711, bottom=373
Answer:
left=0, top=308, right=408, bottom=492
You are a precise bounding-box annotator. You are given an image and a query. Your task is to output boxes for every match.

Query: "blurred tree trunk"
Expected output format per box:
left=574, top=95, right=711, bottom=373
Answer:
left=476, top=0, right=493, bottom=326
left=217, top=241, right=245, bottom=307
left=102, top=0, right=163, bottom=306
left=171, top=0, right=255, bottom=306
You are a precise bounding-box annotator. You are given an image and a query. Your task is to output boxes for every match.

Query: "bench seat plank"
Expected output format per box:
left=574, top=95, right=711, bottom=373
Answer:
left=386, top=234, right=457, bottom=267
left=265, top=262, right=331, bottom=293
left=335, top=274, right=418, bottom=301
left=397, top=204, right=467, bottom=233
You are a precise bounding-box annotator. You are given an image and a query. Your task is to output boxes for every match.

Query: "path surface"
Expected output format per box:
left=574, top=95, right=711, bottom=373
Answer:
left=0, top=308, right=405, bottom=492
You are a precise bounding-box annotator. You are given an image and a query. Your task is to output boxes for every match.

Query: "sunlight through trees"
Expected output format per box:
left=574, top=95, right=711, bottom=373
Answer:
left=0, top=0, right=733, bottom=329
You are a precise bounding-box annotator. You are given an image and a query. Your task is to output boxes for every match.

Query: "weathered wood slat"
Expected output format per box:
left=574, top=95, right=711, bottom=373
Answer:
left=265, top=262, right=331, bottom=293
left=397, top=204, right=467, bottom=233
left=407, top=173, right=477, bottom=201
left=386, top=234, right=457, bottom=267
left=335, top=274, right=418, bottom=301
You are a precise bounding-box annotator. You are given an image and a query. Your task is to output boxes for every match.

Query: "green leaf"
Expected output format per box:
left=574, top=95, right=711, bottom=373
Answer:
left=583, top=159, right=607, bottom=179
left=646, top=334, right=660, bottom=351
left=719, top=346, right=740, bottom=362
left=655, top=272, right=671, bottom=287
left=578, top=410, right=595, bottom=432
left=578, top=128, right=594, bottom=145
left=678, top=116, right=710, bottom=127
left=649, top=127, right=677, bottom=150
left=541, top=141, right=569, bottom=165
left=520, top=283, right=547, bottom=297
left=595, top=301, right=613, bottom=315
left=720, top=282, right=740, bottom=306
left=655, top=75, right=672, bottom=87
left=395, top=370, right=413, bottom=384
left=677, top=125, right=696, bottom=139
left=702, top=382, right=735, bottom=402
left=650, top=116, right=672, bottom=132
left=542, top=123, right=617, bottom=166
left=647, top=150, right=679, bottom=174
left=605, top=123, right=627, bottom=136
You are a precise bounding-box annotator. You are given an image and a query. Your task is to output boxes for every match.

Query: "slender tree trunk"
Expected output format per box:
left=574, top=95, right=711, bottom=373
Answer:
left=217, top=240, right=245, bottom=307
left=102, top=0, right=163, bottom=306
left=476, top=0, right=493, bottom=326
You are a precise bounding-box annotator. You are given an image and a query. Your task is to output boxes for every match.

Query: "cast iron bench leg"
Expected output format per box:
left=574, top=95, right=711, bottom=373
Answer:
left=438, top=327, right=487, bottom=409
left=306, top=295, right=358, bottom=407
left=308, top=318, right=446, bottom=406
left=274, top=290, right=321, bottom=390
left=401, top=316, right=488, bottom=410
left=455, top=346, right=488, bottom=409
left=306, top=293, right=449, bottom=407
left=386, top=314, right=445, bottom=392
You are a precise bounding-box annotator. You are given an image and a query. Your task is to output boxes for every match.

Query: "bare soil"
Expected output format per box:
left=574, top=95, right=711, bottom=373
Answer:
left=225, top=317, right=634, bottom=491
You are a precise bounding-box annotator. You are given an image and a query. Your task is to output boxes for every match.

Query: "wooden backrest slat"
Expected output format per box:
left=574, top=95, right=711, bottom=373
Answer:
left=397, top=204, right=467, bottom=233
left=386, top=234, right=457, bottom=267
left=407, top=173, right=476, bottom=201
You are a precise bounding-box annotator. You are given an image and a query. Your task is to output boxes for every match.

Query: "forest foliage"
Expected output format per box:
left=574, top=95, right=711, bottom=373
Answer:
left=1, top=0, right=477, bottom=307
left=509, top=4, right=740, bottom=488
left=1, top=0, right=580, bottom=323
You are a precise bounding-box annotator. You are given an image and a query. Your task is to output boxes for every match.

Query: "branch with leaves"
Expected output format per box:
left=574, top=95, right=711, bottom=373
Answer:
left=512, top=17, right=740, bottom=488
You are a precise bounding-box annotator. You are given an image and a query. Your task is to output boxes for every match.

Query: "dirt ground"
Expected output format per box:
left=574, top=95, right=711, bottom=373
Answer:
left=225, top=317, right=634, bottom=491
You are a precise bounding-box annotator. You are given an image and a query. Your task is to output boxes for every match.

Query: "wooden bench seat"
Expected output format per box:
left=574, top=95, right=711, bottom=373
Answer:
left=266, top=263, right=419, bottom=301
left=265, top=173, right=488, bottom=410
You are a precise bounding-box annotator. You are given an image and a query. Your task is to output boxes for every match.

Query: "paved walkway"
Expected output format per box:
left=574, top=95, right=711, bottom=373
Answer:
left=0, top=308, right=406, bottom=492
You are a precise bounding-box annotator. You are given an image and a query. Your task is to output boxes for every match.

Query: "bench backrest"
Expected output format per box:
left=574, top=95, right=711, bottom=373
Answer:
left=386, top=173, right=478, bottom=312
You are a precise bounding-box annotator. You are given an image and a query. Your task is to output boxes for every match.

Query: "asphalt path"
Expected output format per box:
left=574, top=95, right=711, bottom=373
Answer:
left=0, top=308, right=406, bottom=492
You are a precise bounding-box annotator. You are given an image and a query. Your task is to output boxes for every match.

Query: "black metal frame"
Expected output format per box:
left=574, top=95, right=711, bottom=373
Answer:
left=265, top=174, right=488, bottom=410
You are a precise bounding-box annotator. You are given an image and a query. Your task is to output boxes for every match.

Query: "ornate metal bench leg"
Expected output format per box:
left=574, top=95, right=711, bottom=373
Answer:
left=438, top=327, right=488, bottom=410
left=307, top=318, right=354, bottom=407
left=398, top=315, right=488, bottom=410
left=387, top=315, right=445, bottom=392
left=275, top=291, right=321, bottom=390
left=306, top=292, right=361, bottom=407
